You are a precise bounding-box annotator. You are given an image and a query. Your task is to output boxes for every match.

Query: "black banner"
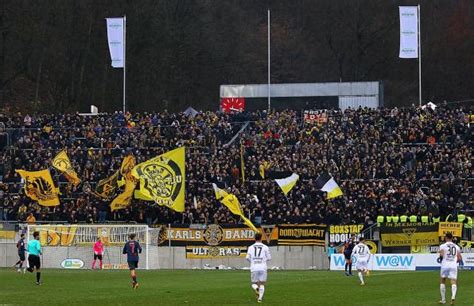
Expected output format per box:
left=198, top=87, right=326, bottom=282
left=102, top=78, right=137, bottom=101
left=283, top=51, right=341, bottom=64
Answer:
left=278, top=224, right=326, bottom=246
left=155, top=224, right=278, bottom=247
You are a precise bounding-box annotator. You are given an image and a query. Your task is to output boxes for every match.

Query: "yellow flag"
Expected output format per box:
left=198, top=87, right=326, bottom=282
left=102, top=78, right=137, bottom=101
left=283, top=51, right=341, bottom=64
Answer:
left=132, top=147, right=185, bottom=212
left=52, top=150, right=81, bottom=186
left=111, top=155, right=137, bottom=211
left=15, top=169, right=60, bottom=206
left=110, top=178, right=136, bottom=211
left=212, top=183, right=258, bottom=232
left=134, top=188, right=153, bottom=201
left=221, top=193, right=258, bottom=232
left=120, top=155, right=136, bottom=179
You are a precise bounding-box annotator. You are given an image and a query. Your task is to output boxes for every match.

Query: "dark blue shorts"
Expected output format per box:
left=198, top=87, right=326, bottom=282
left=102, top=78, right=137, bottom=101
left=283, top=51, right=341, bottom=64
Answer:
left=128, top=261, right=138, bottom=270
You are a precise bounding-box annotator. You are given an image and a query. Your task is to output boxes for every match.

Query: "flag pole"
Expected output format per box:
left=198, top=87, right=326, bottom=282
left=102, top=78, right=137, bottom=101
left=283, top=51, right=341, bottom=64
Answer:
left=123, top=15, right=126, bottom=113
left=417, top=5, right=421, bottom=106
left=267, top=9, right=271, bottom=112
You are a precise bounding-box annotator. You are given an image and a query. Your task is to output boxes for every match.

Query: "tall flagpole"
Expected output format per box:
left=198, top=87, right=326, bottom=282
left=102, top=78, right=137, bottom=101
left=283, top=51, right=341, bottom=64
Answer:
left=267, top=10, right=271, bottom=112
left=123, top=15, right=127, bottom=113
left=417, top=5, right=421, bottom=106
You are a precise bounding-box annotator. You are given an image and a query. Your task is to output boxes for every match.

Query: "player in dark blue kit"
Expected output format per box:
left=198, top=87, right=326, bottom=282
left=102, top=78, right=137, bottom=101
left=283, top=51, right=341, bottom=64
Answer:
left=14, top=233, right=26, bottom=273
left=343, top=234, right=356, bottom=276
left=123, top=233, right=142, bottom=289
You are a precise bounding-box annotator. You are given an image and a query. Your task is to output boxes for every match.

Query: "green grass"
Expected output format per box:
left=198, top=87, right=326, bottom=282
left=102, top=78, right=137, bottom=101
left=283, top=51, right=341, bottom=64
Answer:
left=0, top=269, right=473, bottom=305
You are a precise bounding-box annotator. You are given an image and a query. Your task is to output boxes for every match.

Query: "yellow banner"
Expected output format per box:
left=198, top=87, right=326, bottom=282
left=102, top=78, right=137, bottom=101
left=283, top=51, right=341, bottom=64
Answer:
left=15, top=169, right=60, bottom=206
left=438, top=222, right=463, bottom=237
left=52, top=150, right=81, bottom=186
left=381, top=232, right=439, bottom=247
left=132, top=147, right=185, bottom=212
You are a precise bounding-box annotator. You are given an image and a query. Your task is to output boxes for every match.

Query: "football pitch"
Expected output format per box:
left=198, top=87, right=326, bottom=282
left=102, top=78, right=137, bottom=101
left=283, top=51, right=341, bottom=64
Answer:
left=1, top=269, right=473, bottom=305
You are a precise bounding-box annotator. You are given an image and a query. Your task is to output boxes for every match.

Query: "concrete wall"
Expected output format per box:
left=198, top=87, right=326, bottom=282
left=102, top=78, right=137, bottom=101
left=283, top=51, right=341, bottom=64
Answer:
left=1, top=244, right=329, bottom=270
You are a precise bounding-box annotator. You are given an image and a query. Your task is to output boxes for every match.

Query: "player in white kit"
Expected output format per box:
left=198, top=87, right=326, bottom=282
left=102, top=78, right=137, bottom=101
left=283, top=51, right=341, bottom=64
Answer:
left=351, top=237, right=371, bottom=286
left=438, top=232, right=461, bottom=305
left=246, top=232, right=271, bottom=303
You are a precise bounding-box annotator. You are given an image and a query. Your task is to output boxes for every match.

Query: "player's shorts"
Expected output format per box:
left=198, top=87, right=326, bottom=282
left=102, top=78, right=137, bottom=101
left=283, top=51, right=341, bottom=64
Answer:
left=440, top=267, right=458, bottom=280
left=28, top=255, right=41, bottom=270
left=94, top=254, right=103, bottom=260
left=356, top=259, right=368, bottom=271
left=251, top=271, right=267, bottom=283
left=344, top=252, right=352, bottom=260
left=18, top=252, right=25, bottom=261
left=128, top=261, right=138, bottom=270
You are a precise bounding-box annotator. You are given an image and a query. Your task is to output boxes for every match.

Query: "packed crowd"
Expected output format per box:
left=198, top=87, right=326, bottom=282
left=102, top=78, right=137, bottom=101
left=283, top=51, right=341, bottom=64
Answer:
left=0, top=105, right=472, bottom=226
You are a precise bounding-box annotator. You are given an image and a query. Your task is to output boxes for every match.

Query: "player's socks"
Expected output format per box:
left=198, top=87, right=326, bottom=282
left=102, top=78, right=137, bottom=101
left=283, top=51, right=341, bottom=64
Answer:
left=99, top=260, right=103, bottom=269
left=440, top=284, right=446, bottom=303
left=348, top=264, right=352, bottom=275
left=344, top=263, right=348, bottom=272
left=451, top=284, right=457, bottom=300
left=258, top=285, right=265, bottom=301
left=36, top=272, right=41, bottom=283
left=92, top=260, right=96, bottom=269
left=358, top=272, right=364, bottom=284
left=252, top=284, right=259, bottom=299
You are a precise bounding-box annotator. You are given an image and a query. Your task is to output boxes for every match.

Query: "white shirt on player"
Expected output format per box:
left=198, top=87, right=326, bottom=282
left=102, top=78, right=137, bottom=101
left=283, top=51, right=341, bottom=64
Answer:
left=440, top=242, right=461, bottom=269
left=246, top=242, right=271, bottom=272
left=351, top=242, right=371, bottom=260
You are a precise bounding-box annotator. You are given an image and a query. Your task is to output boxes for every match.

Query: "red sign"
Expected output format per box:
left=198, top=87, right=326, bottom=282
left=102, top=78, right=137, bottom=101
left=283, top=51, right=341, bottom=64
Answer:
left=220, top=97, right=245, bottom=113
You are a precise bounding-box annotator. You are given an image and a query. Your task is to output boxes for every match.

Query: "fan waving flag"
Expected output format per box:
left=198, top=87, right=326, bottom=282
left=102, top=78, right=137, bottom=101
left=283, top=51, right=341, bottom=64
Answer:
left=212, top=183, right=258, bottom=232
left=52, top=150, right=81, bottom=186
left=132, top=147, right=185, bottom=212
left=315, top=172, right=343, bottom=199
left=15, top=169, right=60, bottom=206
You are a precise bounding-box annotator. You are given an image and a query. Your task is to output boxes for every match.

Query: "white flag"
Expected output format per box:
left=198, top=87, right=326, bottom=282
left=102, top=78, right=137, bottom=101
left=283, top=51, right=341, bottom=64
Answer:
left=106, top=18, right=124, bottom=68
left=399, top=6, right=418, bottom=59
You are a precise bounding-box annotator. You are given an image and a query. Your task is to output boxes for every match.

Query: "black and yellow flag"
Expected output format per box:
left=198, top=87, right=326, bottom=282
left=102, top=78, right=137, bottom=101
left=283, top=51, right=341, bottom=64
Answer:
left=52, top=150, right=81, bottom=186
left=132, top=147, right=185, bottom=212
left=212, top=183, right=258, bottom=232
left=111, top=155, right=137, bottom=211
left=15, top=169, right=60, bottom=206
left=132, top=148, right=185, bottom=211
left=95, top=171, right=119, bottom=199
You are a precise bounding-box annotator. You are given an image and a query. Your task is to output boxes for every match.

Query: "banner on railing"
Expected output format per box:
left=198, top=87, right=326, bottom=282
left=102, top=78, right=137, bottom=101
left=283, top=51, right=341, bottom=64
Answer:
left=438, top=222, right=463, bottom=237
left=328, top=224, right=365, bottom=243
left=380, top=222, right=438, bottom=247
left=185, top=246, right=248, bottom=259
left=278, top=224, right=326, bottom=246
left=156, top=224, right=278, bottom=247
left=29, top=224, right=147, bottom=246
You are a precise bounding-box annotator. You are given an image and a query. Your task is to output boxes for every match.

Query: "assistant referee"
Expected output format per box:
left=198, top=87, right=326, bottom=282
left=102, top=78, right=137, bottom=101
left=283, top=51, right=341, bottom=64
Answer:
left=27, top=231, right=42, bottom=285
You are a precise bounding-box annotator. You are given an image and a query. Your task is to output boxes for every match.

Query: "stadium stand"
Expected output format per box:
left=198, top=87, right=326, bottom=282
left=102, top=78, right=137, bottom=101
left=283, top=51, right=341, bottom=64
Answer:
left=0, top=105, right=472, bottom=226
